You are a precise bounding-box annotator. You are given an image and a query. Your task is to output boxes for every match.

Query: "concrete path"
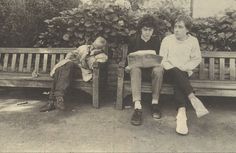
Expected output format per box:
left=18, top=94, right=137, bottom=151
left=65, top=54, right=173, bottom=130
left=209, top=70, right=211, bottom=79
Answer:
left=0, top=88, right=236, bottom=152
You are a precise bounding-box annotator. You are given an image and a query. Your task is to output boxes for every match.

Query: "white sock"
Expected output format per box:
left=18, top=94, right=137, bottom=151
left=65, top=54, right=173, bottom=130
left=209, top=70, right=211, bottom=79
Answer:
left=152, top=99, right=159, bottom=105
left=134, top=101, right=142, bottom=110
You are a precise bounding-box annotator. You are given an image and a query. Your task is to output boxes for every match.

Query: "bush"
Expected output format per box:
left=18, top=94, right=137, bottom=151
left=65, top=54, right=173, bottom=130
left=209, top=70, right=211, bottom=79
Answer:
left=192, top=10, right=236, bottom=51
left=35, top=5, right=139, bottom=60
left=0, top=0, right=80, bottom=47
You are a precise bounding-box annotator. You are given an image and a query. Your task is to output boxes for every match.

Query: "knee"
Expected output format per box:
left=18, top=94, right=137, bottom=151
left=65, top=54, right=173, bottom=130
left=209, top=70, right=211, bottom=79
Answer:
left=152, top=66, right=164, bottom=76
left=65, top=61, right=75, bottom=68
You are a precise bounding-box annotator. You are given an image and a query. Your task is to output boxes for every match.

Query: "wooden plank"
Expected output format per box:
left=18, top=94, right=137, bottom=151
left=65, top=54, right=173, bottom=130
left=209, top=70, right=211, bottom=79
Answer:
left=42, top=54, right=48, bottom=72
left=59, top=54, right=65, bottom=61
left=92, top=66, right=99, bottom=108
left=50, top=54, right=56, bottom=70
left=3, top=54, right=9, bottom=71
left=26, top=54, right=32, bottom=72
left=18, top=54, right=25, bottom=72
left=209, top=58, right=215, bottom=80
left=199, top=58, right=205, bottom=79
left=0, top=48, right=75, bottom=54
left=201, top=51, right=236, bottom=58
left=230, top=58, right=236, bottom=80
left=34, top=54, right=40, bottom=71
left=11, top=54, right=17, bottom=72
left=220, top=58, right=225, bottom=80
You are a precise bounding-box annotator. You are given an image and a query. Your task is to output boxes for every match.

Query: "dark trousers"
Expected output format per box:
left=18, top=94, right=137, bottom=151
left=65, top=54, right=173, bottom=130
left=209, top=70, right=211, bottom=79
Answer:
left=49, top=61, right=76, bottom=100
left=164, top=67, right=193, bottom=109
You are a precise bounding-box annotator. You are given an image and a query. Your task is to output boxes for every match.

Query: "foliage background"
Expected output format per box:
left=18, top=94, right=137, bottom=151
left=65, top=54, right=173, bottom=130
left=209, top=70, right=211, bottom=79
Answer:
left=0, top=0, right=235, bottom=62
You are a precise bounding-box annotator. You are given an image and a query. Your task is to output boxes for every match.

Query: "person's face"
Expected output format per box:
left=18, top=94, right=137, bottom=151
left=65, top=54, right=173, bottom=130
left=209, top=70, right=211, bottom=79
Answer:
left=141, top=26, right=154, bottom=39
left=174, top=21, right=189, bottom=40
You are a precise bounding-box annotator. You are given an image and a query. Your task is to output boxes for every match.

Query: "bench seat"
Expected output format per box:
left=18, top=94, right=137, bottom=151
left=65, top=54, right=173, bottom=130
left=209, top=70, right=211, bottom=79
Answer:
left=0, top=48, right=107, bottom=108
left=116, top=44, right=236, bottom=109
left=123, top=80, right=236, bottom=97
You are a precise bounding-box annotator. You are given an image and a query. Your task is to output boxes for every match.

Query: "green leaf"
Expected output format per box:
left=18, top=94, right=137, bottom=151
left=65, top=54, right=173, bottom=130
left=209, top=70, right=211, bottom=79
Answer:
left=63, top=34, right=70, bottom=41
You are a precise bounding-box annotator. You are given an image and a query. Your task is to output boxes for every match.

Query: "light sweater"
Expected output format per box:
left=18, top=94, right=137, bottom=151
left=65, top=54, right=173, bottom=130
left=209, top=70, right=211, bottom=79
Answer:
left=50, top=45, right=108, bottom=82
left=159, top=34, right=201, bottom=76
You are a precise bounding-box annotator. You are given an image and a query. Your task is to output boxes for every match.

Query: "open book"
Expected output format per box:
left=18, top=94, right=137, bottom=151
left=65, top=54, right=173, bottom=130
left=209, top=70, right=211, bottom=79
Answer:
left=128, top=50, right=163, bottom=68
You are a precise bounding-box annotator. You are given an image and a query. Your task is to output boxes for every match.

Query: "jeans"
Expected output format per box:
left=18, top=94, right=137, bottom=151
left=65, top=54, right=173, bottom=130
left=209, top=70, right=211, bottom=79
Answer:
left=164, top=67, right=193, bottom=109
left=49, top=61, right=77, bottom=100
left=130, top=66, right=164, bottom=102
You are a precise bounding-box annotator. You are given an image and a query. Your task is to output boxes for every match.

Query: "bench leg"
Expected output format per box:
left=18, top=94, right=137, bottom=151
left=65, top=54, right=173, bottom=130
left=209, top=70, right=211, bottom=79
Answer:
left=116, top=73, right=124, bottom=109
left=92, top=68, right=100, bottom=108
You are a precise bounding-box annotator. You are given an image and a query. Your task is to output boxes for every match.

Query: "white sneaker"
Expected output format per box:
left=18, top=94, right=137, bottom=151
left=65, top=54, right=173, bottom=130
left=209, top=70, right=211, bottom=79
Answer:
left=190, top=97, right=209, bottom=118
left=176, top=113, right=188, bottom=135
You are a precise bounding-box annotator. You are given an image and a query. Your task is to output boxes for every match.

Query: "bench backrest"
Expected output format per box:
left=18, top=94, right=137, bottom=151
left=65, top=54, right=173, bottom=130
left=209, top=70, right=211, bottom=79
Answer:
left=120, top=44, right=236, bottom=81
left=199, top=51, right=236, bottom=81
left=0, top=48, right=75, bottom=74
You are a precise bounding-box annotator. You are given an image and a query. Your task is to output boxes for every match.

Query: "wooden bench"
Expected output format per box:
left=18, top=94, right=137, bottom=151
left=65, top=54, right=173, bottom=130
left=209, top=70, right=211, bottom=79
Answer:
left=116, top=45, right=236, bottom=109
left=0, top=48, right=107, bottom=108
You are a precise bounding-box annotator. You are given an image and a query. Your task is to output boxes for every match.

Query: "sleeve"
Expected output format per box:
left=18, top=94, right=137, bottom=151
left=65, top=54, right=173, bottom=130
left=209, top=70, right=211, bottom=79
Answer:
left=128, top=36, right=135, bottom=54
left=181, top=38, right=202, bottom=71
left=159, top=37, right=174, bottom=70
left=155, top=37, right=161, bottom=54
left=65, top=48, right=80, bottom=60
left=95, top=53, right=108, bottom=63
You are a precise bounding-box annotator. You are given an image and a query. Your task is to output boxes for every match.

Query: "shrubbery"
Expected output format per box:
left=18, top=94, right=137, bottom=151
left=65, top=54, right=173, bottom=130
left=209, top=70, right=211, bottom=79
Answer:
left=0, top=0, right=235, bottom=61
left=192, top=10, right=236, bottom=51
left=0, top=0, right=80, bottom=47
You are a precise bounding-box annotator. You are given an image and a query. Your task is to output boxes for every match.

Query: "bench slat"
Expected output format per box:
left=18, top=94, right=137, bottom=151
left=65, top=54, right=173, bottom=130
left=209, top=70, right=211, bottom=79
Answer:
left=220, top=58, right=225, bottom=80
left=209, top=58, right=215, bottom=80
left=0, top=48, right=76, bottom=54
left=202, top=51, right=236, bottom=58
left=3, top=54, right=9, bottom=71
left=230, top=58, right=236, bottom=80
left=34, top=54, right=40, bottom=71
left=60, top=54, right=65, bottom=61
left=199, top=58, right=205, bottom=79
left=26, top=54, right=32, bottom=72
left=19, top=54, right=25, bottom=72
left=50, top=54, right=56, bottom=71
left=43, top=54, right=48, bottom=72
left=11, top=54, right=17, bottom=72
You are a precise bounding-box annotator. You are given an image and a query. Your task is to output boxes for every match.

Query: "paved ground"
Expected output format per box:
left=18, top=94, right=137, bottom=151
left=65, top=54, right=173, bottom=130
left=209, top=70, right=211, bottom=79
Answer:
left=0, top=88, right=236, bottom=152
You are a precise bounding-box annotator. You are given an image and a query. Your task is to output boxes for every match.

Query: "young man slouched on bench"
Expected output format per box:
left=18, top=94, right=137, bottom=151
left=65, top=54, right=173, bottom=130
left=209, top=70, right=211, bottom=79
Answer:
left=160, top=15, right=209, bottom=135
left=40, top=37, right=108, bottom=112
left=127, top=15, right=164, bottom=126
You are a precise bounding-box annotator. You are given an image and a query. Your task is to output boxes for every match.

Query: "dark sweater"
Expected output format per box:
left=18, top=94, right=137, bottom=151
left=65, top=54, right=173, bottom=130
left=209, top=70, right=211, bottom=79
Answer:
left=128, top=34, right=161, bottom=54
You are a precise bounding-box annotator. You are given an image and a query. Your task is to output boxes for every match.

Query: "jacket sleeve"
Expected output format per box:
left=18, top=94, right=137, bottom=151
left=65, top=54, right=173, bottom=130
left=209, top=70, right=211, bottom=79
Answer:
left=95, top=53, right=108, bottom=63
left=180, top=38, right=202, bottom=71
left=65, top=48, right=80, bottom=61
left=159, top=37, right=174, bottom=70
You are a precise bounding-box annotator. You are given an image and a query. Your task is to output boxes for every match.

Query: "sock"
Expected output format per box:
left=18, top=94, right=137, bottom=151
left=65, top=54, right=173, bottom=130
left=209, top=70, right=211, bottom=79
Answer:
left=152, top=99, right=159, bottom=105
left=134, top=101, right=142, bottom=110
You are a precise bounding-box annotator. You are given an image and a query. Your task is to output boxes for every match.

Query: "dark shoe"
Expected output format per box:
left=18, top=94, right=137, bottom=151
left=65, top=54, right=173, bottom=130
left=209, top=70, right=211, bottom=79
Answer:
left=40, top=101, right=55, bottom=112
left=131, top=109, right=142, bottom=126
left=152, top=104, right=161, bottom=119
left=55, top=96, right=65, bottom=110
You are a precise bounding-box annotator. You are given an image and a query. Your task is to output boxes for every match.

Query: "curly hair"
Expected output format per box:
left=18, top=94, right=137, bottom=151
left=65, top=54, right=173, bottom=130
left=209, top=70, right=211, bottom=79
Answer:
left=175, top=15, right=193, bottom=31
left=137, top=14, right=157, bottom=32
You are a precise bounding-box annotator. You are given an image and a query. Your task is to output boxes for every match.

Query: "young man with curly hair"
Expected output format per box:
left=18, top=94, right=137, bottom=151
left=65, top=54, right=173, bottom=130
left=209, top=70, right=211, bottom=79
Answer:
left=128, top=14, right=164, bottom=126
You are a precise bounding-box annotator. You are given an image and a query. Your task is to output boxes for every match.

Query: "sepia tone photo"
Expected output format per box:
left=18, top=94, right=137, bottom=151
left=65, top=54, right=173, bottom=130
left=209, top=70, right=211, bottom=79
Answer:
left=0, top=0, right=236, bottom=152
